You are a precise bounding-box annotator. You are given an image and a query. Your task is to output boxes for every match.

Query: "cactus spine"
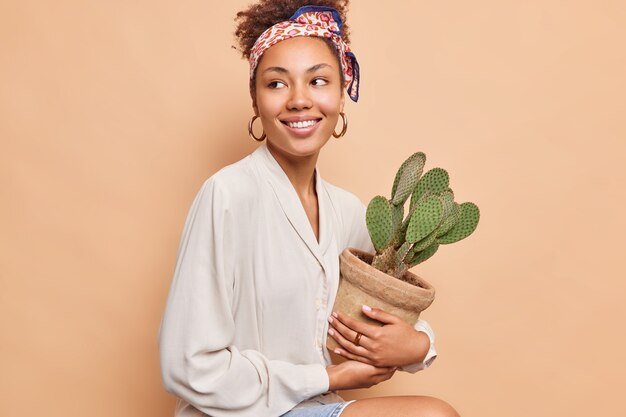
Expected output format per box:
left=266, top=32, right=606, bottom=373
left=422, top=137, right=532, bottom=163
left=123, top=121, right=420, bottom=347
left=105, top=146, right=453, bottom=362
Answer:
left=366, top=152, right=480, bottom=280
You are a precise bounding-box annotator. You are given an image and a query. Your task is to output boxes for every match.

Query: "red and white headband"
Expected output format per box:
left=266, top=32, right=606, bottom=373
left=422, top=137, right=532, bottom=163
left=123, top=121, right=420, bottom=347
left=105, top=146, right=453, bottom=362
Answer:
left=248, top=5, right=360, bottom=102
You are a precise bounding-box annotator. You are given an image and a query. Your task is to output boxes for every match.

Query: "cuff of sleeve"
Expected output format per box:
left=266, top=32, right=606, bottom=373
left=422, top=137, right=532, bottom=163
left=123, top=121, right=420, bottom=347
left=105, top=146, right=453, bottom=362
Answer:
left=302, top=363, right=330, bottom=398
left=399, top=319, right=438, bottom=374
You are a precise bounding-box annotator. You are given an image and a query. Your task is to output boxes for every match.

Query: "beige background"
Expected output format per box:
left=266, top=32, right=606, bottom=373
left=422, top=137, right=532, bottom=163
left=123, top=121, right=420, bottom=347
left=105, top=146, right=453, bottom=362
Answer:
left=1, top=1, right=625, bottom=416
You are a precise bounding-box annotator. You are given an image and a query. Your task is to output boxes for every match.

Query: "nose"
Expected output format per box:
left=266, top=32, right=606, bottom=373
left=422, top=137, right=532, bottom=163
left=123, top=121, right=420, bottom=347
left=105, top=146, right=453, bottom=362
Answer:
left=287, top=83, right=313, bottom=111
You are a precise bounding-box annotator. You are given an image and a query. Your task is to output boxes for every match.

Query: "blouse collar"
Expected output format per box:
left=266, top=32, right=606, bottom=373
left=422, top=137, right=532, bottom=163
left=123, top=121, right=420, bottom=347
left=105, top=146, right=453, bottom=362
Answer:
left=251, top=143, right=333, bottom=271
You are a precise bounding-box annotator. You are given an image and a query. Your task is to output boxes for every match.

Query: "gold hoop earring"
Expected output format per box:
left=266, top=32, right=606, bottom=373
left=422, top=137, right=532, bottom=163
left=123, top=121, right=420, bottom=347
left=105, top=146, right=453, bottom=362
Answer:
left=248, top=115, right=266, bottom=142
left=333, top=112, right=348, bottom=138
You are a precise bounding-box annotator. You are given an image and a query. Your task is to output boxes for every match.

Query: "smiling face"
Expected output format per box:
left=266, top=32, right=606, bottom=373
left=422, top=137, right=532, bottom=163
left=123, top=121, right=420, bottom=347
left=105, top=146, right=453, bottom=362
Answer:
left=253, top=36, right=345, bottom=161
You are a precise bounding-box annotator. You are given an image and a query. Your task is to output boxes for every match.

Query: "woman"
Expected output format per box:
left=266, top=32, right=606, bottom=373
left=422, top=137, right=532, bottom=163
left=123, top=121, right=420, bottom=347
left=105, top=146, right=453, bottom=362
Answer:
left=158, top=1, right=460, bottom=416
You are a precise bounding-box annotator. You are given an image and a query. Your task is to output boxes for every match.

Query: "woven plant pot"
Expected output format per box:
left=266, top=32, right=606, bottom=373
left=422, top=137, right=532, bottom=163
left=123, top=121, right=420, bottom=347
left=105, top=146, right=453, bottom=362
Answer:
left=327, top=247, right=435, bottom=362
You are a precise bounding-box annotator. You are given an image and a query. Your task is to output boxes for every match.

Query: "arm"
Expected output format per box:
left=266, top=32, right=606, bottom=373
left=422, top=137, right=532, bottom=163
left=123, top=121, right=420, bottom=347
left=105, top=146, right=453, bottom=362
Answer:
left=399, top=319, right=437, bottom=373
left=158, top=179, right=328, bottom=417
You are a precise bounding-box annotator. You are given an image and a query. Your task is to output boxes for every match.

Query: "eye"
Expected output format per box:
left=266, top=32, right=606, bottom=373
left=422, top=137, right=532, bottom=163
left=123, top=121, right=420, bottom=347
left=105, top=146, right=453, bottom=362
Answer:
left=268, top=80, right=287, bottom=89
left=312, top=78, right=329, bottom=86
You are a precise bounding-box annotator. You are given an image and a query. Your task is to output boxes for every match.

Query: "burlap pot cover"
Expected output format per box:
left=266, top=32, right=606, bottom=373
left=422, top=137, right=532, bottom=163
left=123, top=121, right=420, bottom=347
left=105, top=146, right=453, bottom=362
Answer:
left=327, top=247, right=436, bottom=361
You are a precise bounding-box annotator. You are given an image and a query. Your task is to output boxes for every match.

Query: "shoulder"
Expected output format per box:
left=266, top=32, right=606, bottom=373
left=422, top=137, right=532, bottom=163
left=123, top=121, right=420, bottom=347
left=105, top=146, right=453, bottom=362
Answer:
left=198, top=154, right=261, bottom=208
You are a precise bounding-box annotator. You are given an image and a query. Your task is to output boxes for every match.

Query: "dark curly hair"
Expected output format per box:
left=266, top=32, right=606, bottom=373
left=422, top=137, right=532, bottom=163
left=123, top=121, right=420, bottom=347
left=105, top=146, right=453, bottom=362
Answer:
left=234, top=0, right=351, bottom=100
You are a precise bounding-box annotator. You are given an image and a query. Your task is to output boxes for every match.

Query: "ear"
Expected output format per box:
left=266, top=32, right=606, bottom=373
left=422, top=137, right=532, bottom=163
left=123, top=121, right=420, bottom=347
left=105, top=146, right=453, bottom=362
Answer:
left=340, top=93, right=345, bottom=113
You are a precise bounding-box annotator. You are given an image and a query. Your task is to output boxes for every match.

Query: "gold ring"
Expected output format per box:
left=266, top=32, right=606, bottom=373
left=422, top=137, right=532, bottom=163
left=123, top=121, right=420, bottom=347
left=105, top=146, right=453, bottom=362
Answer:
left=354, top=332, right=363, bottom=346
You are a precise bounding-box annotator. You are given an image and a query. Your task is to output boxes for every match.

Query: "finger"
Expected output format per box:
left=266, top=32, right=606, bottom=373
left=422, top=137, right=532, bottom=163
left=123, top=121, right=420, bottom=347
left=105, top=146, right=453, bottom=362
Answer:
left=361, top=305, right=402, bottom=325
left=331, top=311, right=378, bottom=339
left=331, top=346, right=374, bottom=366
left=328, top=326, right=373, bottom=358
left=328, top=314, right=373, bottom=349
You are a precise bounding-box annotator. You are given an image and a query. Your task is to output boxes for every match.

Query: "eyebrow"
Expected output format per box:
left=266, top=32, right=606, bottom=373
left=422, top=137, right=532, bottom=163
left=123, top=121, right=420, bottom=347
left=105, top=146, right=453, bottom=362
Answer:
left=261, top=63, right=333, bottom=75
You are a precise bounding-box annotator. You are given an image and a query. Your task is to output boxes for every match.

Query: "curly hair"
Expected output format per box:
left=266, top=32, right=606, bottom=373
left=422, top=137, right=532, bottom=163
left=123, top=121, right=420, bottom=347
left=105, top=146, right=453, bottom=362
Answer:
left=233, top=0, right=351, bottom=60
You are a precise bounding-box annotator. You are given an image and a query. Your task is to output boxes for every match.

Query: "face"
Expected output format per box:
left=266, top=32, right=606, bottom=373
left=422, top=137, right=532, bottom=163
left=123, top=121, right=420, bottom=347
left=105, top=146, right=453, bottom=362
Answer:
left=253, top=36, right=345, bottom=161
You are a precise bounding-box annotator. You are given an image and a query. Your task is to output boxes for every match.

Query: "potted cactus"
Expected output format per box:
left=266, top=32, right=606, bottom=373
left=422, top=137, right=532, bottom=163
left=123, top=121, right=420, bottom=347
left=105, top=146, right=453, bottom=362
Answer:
left=327, top=152, right=480, bottom=353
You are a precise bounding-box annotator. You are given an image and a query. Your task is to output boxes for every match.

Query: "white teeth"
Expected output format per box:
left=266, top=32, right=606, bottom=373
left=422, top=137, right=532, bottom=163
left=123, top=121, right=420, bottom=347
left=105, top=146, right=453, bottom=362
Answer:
left=287, top=120, right=317, bottom=128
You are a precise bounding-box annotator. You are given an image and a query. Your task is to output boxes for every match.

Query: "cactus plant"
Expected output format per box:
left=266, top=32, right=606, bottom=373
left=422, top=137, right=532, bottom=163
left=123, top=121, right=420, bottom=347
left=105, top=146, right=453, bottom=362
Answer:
left=366, top=152, right=480, bottom=280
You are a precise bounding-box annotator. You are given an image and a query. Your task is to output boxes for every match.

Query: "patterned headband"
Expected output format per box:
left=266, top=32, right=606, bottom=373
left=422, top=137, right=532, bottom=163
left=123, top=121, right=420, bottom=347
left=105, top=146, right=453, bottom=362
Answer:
left=248, top=5, right=360, bottom=102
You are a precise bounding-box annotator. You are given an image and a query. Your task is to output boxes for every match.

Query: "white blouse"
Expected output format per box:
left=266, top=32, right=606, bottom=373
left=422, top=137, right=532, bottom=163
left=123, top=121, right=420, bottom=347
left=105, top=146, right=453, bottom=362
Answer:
left=158, top=143, right=437, bottom=417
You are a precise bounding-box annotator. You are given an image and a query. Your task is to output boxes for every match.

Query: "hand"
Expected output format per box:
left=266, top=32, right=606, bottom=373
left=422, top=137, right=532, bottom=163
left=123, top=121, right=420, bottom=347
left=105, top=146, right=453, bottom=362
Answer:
left=326, top=360, right=396, bottom=391
left=327, top=305, right=430, bottom=368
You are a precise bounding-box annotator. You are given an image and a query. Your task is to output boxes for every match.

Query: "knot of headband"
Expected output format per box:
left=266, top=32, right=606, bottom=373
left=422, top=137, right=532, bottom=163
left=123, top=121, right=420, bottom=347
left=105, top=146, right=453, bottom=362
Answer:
left=249, top=5, right=360, bottom=102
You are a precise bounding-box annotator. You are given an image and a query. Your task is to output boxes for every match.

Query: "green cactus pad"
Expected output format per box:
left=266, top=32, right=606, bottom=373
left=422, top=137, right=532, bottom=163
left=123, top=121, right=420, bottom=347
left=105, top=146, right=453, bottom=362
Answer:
left=366, top=196, right=395, bottom=252
left=436, top=202, right=460, bottom=237
left=408, top=243, right=440, bottom=267
left=410, top=168, right=449, bottom=213
left=436, top=202, right=480, bottom=244
left=411, top=229, right=439, bottom=253
left=439, top=191, right=455, bottom=219
left=392, top=204, right=404, bottom=230
left=391, top=152, right=426, bottom=206
left=396, top=241, right=412, bottom=265
left=413, top=168, right=450, bottom=200
left=390, top=204, right=405, bottom=247
left=403, top=189, right=430, bottom=233
left=405, top=195, right=444, bottom=244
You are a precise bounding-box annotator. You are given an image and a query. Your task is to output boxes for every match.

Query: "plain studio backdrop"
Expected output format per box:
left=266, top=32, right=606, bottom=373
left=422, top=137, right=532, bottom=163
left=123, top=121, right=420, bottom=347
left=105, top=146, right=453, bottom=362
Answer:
left=1, top=1, right=624, bottom=416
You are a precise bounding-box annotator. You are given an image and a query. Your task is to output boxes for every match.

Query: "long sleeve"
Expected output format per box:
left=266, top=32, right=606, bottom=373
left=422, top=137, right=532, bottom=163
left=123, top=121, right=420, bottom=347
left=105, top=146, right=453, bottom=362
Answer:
left=347, top=197, right=438, bottom=373
left=158, top=178, right=329, bottom=417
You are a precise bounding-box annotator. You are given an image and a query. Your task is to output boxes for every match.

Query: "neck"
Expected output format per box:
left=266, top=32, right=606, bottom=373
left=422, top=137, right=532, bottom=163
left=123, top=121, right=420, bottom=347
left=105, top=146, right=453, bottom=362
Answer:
left=266, top=142, right=318, bottom=197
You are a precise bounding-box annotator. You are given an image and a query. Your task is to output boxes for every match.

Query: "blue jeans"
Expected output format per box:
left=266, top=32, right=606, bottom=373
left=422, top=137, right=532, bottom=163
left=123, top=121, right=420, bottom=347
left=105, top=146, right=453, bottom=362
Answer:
left=280, top=400, right=355, bottom=417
